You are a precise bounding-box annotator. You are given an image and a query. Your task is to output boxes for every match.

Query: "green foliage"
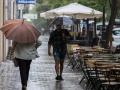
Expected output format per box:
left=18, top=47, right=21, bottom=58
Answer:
left=36, top=0, right=106, bottom=12
left=36, top=0, right=43, bottom=3
left=36, top=4, right=50, bottom=12
left=78, top=0, right=103, bottom=11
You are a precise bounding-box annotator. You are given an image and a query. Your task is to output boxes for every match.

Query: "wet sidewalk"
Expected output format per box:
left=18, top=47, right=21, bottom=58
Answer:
left=0, top=35, right=83, bottom=90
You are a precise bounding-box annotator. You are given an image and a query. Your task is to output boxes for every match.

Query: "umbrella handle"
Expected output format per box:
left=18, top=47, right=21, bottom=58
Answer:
left=22, top=19, right=24, bottom=24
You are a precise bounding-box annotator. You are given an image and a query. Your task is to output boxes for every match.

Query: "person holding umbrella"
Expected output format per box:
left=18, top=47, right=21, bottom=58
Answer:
left=0, top=19, right=41, bottom=90
left=48, top=24, right=71, bottom=80
left=13, top=40, right=41, bottom=90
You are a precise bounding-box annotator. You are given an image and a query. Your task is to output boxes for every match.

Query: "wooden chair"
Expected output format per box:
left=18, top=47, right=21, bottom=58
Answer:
left=95, top=62, right=120, bottom=90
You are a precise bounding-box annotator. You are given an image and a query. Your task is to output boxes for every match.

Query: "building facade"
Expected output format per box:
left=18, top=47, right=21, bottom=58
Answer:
left=0, top=0, right=16, bottom=62
left=0, top=0, right=4, bottom=62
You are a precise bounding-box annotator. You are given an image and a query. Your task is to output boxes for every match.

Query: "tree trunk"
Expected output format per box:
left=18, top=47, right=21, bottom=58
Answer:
left=105, top=0, right=118, bottom=48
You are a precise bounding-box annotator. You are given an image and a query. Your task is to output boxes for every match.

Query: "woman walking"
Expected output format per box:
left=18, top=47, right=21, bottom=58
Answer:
left=13, top=41, right=41, bottom=90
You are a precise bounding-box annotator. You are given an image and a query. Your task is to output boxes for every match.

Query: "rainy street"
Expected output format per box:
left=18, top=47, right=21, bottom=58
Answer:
left=0, top=0, right=120, bottom=90
left=0, top=35, right=83, bottom=90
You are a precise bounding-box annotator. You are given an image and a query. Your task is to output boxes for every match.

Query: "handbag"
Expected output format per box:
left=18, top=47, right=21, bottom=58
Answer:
left=6, top=46, right=18, bottom=67
left=13, top=58, right=18, bottom=67
left=6, top=46, right=14, bottom=60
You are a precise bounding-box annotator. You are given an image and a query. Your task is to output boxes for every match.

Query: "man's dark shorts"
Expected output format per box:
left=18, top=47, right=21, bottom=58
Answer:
left=53, top=49, right=66, bottom=61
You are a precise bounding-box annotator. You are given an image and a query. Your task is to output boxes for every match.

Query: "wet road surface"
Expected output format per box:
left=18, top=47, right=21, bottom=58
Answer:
left=0, top=35, right=83, bottom=90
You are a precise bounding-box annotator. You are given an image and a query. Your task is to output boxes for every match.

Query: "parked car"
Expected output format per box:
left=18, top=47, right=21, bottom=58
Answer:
left=96, top=22, right=108, bottom=35
left=96, top=22, right=118, bottom=35
left=111, top=27, right=120, bottom=53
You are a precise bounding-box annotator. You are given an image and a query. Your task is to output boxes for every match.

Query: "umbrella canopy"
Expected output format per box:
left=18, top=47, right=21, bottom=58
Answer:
left=0, top=19, right=41, bottom=43
left=40, top=3, right=103, bottom=19
left=49, top=16, right=76, bottom=26
left=4, top=19, right=23, bottom=25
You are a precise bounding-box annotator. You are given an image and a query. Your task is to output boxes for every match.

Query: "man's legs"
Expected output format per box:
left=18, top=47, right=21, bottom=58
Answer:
left=55, top=60, right=64, bottom=80
left=53, top=51, right=60, bottom=78
left=55, top=60, right=60, bottom=76
left=53, top=50, right=65, bottom=80
left=60, top=60, right=64, bottom=77
left=59, top=51, right=66, bottom=80
left=54, top=59, right=64, bottom=80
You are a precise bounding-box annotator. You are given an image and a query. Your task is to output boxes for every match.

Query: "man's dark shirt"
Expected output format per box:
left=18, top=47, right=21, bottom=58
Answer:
left=48, top=29, right=70, bottom=52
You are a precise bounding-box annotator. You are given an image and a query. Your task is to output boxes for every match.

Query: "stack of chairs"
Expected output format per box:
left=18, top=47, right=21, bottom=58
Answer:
left=79, top=53, right=120, bottom=90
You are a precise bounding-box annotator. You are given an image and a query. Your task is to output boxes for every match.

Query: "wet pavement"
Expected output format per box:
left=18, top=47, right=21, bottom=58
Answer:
left=0, top=35, right=84, bottom=90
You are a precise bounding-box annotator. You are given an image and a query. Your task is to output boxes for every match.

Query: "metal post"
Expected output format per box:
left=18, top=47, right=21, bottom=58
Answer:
left=20, top=9, right=23, bottom=18
left=17, top=4, right=24, bottom=19
left=86, top=19, right=89, bottom=46
left=13, top=1, right=15, bottom=19
left=101, top=6, right=106, bottom=48
left=94, top=17, right=96, bottom=37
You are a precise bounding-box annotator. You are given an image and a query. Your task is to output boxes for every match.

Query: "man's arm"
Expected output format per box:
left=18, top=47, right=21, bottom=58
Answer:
left=48, top=44, right=52, bottom=56
left=48, top=32, right=54, bottom=56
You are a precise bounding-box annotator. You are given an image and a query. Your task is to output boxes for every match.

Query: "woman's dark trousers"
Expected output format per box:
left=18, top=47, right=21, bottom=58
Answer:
left=16, top=58, right=32, bottom=86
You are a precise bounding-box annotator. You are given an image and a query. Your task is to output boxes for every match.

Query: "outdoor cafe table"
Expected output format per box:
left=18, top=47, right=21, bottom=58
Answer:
left=85, top=58, right=120, bottom=69
left=71, top=45, right=106, bottom=54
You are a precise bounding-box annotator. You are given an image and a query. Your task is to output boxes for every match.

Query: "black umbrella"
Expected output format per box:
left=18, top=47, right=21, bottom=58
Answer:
left=49, top=16, right=76, bottom=26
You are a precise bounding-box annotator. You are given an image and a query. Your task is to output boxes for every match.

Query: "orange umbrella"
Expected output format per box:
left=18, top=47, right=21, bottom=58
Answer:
left=0, top=19, right=41, bottom=43
left=4, top=19, right=23, bottom=25
left=1, top=22, right=21, bottom=34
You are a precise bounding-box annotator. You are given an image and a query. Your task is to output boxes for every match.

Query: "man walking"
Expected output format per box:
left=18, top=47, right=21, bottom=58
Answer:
left=48, top=24, right=71, bottom=80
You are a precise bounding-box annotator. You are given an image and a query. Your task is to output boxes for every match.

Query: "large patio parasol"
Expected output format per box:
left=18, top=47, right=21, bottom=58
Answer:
left=40, top=3, right=103, bottom=19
